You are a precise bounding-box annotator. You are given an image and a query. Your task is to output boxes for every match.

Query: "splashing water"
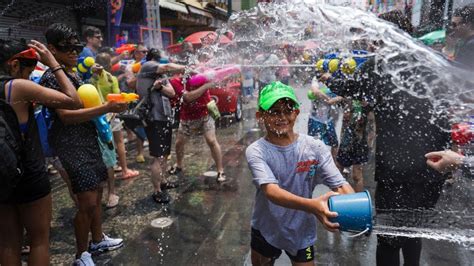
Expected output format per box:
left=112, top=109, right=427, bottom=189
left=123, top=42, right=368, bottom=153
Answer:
left=186, top=0, right=473, bottom=125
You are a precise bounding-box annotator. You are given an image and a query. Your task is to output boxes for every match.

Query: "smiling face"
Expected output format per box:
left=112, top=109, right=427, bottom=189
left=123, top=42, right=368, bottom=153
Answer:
left=49, top=37, right=82, bottom=68
left=257, top=98, right=300, bottom=137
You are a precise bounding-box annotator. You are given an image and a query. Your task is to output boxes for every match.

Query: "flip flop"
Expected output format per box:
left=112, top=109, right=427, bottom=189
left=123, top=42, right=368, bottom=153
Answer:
left=106, top=194, right=120, bottom=208
left=118, top=169, right=140, bottom=180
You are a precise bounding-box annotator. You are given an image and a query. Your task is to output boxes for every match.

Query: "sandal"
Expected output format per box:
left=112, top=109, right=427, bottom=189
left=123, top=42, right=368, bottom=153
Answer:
left=106, top=194, right=120, bottom=208
left=168, top=165, right=183, bottom=175
left=118, top=169, right=140, bottom=180
left=216, top=172, right=227, bottom=182
left=160, top=181, right=179, bottom=190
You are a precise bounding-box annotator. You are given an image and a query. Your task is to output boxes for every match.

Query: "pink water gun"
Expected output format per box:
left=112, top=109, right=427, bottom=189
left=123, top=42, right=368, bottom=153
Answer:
left=188, top=65, right=241, bottom=87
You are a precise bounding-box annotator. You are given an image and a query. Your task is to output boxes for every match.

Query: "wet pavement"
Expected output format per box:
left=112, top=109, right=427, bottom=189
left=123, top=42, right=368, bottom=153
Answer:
left=46, top=85, right=473, bottom=265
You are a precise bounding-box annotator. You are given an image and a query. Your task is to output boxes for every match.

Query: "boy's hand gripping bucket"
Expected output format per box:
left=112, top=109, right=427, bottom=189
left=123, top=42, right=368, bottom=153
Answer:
left=328, top=190, right=373, bottom=237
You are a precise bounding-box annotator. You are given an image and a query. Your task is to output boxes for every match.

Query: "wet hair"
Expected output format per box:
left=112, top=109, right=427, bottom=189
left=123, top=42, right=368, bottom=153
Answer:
left=454, top=4, right=474, bottom=28
left=146, top=48, right=161, bottom=62
left=95, top=52, right=111, bottom=69
left=45, top=23, right=79, bottom=46
left=0, top=39, right=28, bottom=75
left=83, top=26, right=102, bottom=41
left=379, top=10, right=414, bottom=35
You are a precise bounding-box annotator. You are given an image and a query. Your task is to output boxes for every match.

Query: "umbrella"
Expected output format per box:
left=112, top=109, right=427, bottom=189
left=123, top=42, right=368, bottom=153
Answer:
left=184, top=31, right=232, bottom=46
left=418, top=30, right=446, bottom=46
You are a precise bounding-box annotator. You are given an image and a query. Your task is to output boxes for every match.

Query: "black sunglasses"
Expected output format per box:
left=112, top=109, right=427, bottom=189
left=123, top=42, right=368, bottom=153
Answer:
left=55, top=43, right=84, bottom=54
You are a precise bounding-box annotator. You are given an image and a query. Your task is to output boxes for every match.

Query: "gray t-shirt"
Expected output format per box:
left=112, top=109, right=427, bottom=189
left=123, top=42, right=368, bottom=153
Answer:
left=136, top=61, right=172, bottom=122
left=245, top=134, right=347, bottom=255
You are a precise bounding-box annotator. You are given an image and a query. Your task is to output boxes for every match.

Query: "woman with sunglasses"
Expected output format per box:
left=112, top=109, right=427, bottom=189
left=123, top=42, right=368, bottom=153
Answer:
left=0, top=39, right=82, bottom=265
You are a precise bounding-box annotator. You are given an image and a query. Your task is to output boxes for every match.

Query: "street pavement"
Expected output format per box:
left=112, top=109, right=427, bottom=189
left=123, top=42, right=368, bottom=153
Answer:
left=45, top=85, right=472, bottom=265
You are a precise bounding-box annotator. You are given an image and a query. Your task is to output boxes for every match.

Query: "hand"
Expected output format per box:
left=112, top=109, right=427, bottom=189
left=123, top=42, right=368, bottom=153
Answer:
left=105, top=101, right=128, bottom=113
left=153, top=79, right=165, bottom=90
left=28, top=40, right=59, bottom=68
left=310, top=191, right=340, bottom=232
left=319, top=73, right=332, bottom=82
left=425, top=150, right=464, bottom=173
left=119, top=50, right=130, bottom=60
left=91, top=64, right=103, bottom=75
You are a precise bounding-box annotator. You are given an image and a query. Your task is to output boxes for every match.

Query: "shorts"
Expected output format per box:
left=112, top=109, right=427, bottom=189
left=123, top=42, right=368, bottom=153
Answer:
left=1, top=172, right=51, bottom=204
left=308, top=118, right=338, bottom=147
left=251, top=228, right=315, bottom=263
left=98, top=137, right=117, bottom=168
left=178, top=115, right=215, bottom=137
left=336, top=128, right=369, bottom=167
left=110, top=117, right=123, bottom=132
left=145, top=121, right=172, bottom=158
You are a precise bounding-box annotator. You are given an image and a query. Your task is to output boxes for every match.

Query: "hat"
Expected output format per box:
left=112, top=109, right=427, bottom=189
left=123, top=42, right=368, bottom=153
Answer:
left=258, top=81, right=300, bottom=111
left=136, top=60, right=159, bottom=94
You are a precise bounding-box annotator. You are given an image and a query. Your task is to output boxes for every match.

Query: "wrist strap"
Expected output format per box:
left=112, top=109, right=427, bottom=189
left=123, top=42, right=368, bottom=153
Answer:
left=51, top=65, right=64, bottom=73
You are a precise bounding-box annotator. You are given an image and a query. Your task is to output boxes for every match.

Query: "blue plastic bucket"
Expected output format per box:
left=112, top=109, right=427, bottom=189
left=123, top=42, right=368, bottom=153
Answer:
left=328, top=190, right=373, bottom=234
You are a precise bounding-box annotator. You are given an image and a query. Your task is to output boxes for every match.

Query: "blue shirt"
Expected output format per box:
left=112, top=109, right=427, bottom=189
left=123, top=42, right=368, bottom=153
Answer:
left=245, top=134, right=347, bottom=255
left=79, top=47, right=96, bottom=58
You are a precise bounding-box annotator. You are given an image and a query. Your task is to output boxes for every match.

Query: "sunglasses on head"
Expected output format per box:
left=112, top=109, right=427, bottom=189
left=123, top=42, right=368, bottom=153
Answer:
left=55, top=43, right=84, bottom=54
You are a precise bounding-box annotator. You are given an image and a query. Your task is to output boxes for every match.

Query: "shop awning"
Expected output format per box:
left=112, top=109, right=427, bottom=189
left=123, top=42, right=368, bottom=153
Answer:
left=160, top=0, right=188, bottom=14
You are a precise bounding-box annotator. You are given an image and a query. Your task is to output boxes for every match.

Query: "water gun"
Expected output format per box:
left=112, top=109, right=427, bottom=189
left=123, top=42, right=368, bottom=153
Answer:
left=116, top=44, right=137, bottom=55
left=77, top=84, right=114, bottom=150
left=316, top=50, right=368, bottom=75
left=188, top=65, right=241, bottom=87
left=451, top=122, right=473, bottom=146
left=76, top=56, right=95, bottom=80
left=107, top=93, right=139, bottom=103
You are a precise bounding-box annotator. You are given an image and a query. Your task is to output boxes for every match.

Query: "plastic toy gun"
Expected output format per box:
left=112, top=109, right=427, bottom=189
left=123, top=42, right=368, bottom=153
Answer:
left=116, top=44, right=137, bottom=55
left=76, top=56, right=95, bottom=80
left=307, top=82, right=336, bottom=100
left=188, top=65, right=241, bottom=87
left=77, top=84, right=114, bottom=149
left=107, top=93, right=139, bottom=103
left=316, top=50, right=368, bottom=75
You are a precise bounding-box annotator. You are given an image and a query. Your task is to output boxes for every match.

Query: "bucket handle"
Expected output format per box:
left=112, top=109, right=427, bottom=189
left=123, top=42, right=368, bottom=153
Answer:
left=344, top=228, right=370, bottom=238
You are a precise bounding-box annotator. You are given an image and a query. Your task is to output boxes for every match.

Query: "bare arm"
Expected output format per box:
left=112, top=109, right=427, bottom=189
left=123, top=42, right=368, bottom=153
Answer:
left=326, top=96, right=345, bottom=105
left=261, top=183, right=340, bottom=232
left=55, top=101, right=128, bottom=125
left=332, top=183, right=355, bottom=194
left=183, top=82, right=215, bottom=103
left=157, top=63, right=186, bottom=74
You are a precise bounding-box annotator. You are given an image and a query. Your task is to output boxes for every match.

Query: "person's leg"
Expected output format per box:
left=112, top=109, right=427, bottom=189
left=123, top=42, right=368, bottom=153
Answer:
left=251, top=249, right=276, bottom=266
left=286, top=246, right=315, bottom=266
left=401, top=237, right=422, bottom=266
left=351, top=164, right=364, bottom=192
left=136, top=138, right=145, bottom=163
left=19, top=194, right=52, bottom=266
left=113, top=130, right=139, bottom=179
left=90, top=186, right=104, bottom=244
left=151, top=157, right=167, bottom=192
left=204, top=129, right=224, bottom=173
left=250, top=228, right=281, bottom=266
left=0, top=204, right=23, bottom=265
left=175, top=132, right=188, bottom=170
left=74, top=190, right=99, bottom=258
left=106, top=167, right=119, bottom=208
left=376, top=236, right=400, bottom=266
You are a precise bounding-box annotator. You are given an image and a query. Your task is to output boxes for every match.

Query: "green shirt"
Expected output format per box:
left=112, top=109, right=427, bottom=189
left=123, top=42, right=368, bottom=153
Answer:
left=91, top=70, right=120, bottom=103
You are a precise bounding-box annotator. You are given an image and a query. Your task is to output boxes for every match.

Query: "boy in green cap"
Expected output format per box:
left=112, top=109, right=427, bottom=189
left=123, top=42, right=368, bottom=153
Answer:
left=245, top=81, right=354, bottom=265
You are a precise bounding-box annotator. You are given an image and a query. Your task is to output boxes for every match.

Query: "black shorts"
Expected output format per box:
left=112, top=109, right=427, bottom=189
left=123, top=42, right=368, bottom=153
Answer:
left=145, top=121, right=172, bottom=158
left=1, top=172, right=51, bottom=204
left=251, top=228, right=315, bottom=263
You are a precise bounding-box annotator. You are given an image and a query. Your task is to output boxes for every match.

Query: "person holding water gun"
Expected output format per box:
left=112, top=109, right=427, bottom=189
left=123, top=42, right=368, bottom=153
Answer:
left=92, top=52, right=140, bottom=208
left=39, top=23, right=125, bottom=265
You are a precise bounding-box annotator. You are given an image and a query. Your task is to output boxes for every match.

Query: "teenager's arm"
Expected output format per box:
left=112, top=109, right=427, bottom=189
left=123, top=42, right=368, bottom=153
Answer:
left=55, top=101, right=128, bottom=125
left=261, top=184, right=340, bottom=232
left=182, top=82, right=215, bottom=103
left=331, top=183, right=354, bottom=194
left=157, top=63, right=186, bottom=74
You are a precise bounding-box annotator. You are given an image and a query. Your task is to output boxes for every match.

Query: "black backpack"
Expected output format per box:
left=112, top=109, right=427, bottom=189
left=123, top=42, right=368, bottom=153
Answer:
left=0, top=76, right=23, bottom=202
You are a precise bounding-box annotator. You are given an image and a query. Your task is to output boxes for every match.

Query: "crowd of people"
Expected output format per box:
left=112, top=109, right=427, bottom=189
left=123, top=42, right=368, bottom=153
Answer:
left=0, top=4, right=472, bottom=266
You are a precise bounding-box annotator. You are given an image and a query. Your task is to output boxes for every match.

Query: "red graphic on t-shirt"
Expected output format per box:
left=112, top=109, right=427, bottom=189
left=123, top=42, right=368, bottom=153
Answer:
left=296, top=160, right=319, bottom=173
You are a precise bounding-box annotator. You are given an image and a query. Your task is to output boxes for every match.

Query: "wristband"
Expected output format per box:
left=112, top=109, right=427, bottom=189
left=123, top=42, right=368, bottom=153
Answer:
left=51, top=65, right=64, bottom=73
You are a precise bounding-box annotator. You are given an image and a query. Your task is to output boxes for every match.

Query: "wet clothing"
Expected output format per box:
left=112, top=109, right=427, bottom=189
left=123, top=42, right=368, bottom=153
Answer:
left=39, top=70, right=107, bottom=194
left=251, top=228, right=315, bottom=263
left=454, top=35, right=474, bottom=70
left=170, top=77, right=211, bottom=121
left=329, top=56, right=450, bottom=184
left=0, top=79, right=50, bottom=204
left=308, top=118, right=339, bottom=147
left=177, top=115, right=215, bottom=136
left=145, top=120, right=172, bottom=158
left=245, top=134, right=347, bottom=256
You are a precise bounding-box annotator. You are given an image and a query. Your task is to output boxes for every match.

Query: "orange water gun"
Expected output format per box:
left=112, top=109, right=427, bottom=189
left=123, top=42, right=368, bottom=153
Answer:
left=116, top=44, right=137, bottom=55
left=107, top=93, right=139, bottom=103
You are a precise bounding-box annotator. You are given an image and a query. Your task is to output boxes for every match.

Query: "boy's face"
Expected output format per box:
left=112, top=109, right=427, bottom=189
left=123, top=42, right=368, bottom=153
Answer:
left=257, top=99, right=299, bottom=136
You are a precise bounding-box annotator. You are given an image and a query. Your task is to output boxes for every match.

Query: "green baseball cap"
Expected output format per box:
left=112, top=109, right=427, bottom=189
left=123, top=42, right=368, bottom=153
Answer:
left=258, top=81, right=300, bottom=111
